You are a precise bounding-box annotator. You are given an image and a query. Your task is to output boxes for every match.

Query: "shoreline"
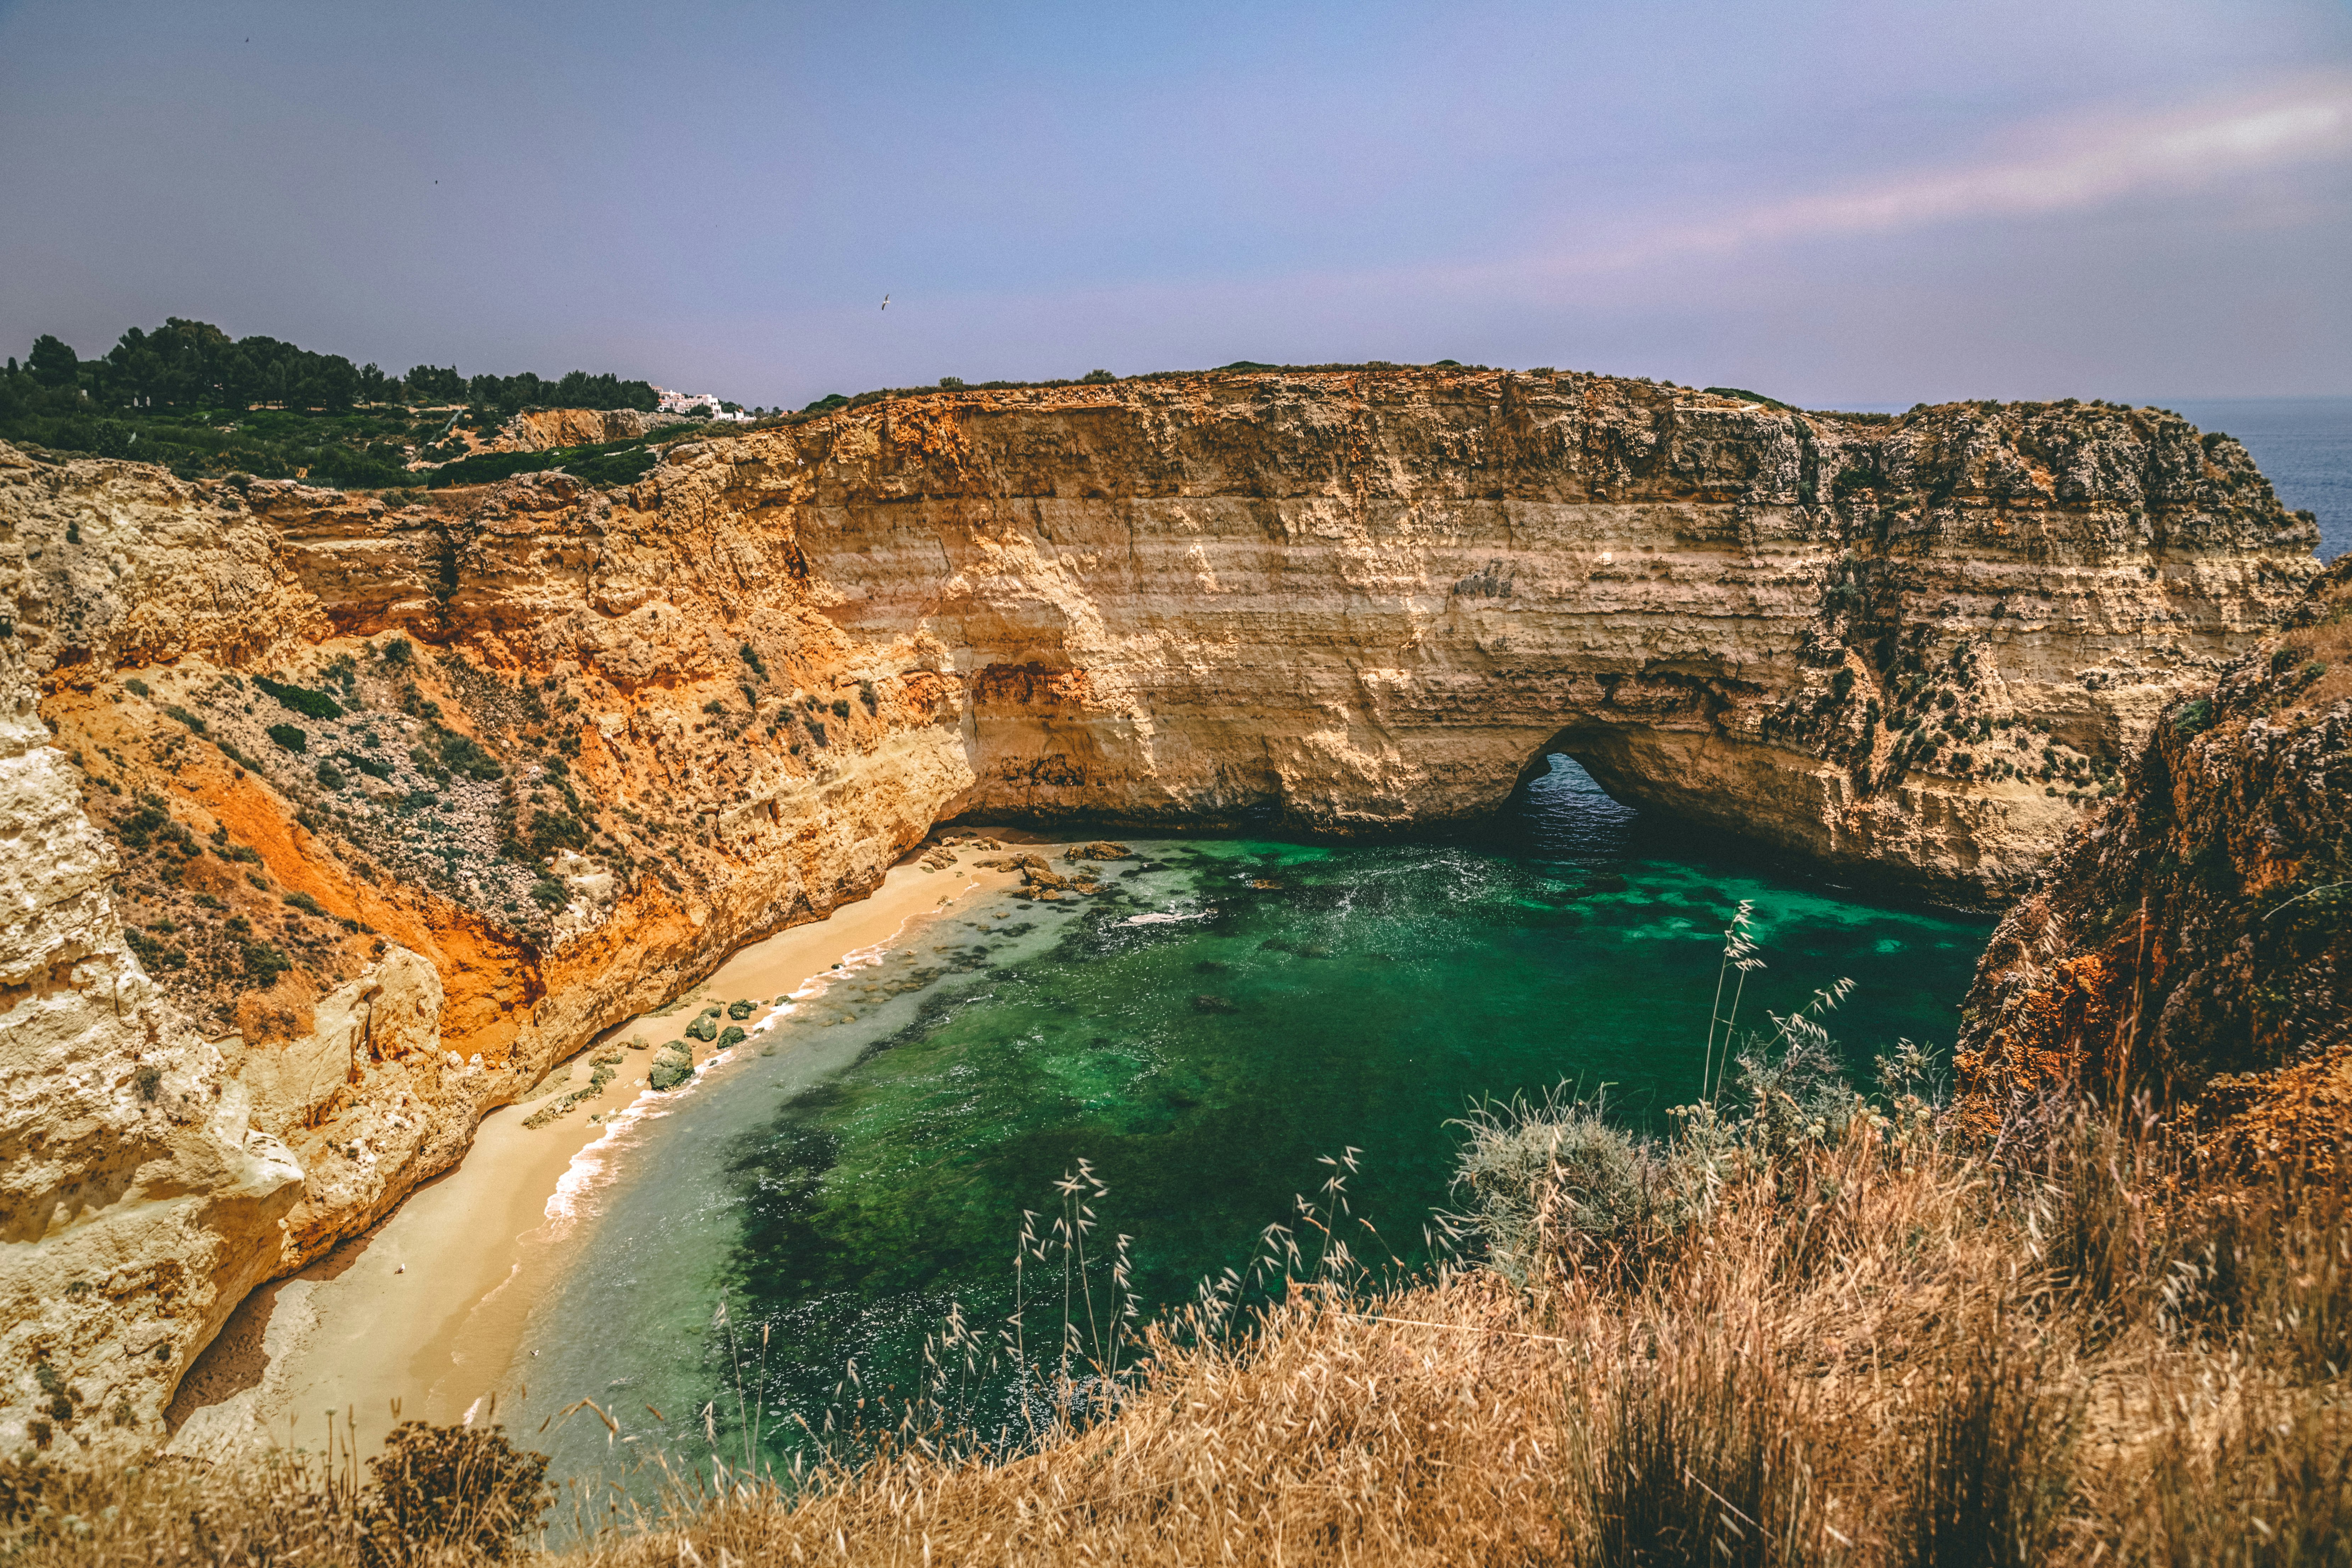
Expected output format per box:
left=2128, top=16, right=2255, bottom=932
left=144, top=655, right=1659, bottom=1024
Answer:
left=165, top=840, right=1033, bottom=1456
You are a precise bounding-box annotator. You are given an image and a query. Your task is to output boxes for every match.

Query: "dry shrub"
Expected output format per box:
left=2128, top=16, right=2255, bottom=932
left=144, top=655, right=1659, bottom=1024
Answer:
left=370, top=1420, right=553, bottom=1563
left=1891, top=1333, right=2079, bottom=1568
left=0, top=1417, right=548, bottom=1567
left=1590, top=1320, right=1830, bottom=1567
left=14, top=1112, right=2350, bottom=1565
left=554, top=1114, right=2346, bottom=1568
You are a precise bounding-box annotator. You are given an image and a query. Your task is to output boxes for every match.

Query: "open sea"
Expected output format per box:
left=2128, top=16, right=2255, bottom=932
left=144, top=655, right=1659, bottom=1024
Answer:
left=2165, top=397, right=2351, bottom=563
left=501, top=762, right=1992, bottom=1493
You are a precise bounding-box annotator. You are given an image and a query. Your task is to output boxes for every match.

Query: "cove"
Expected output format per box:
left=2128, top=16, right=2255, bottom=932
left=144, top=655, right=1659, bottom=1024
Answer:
left=503, top=761, right=1991, bottom=1485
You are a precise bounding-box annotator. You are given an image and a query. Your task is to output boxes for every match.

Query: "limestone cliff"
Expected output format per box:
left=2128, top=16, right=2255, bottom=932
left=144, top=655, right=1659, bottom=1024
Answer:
left=1957, top=554, right=2352, bottom=1147
left=487, top=406, right=666, bottom=453
left=0, top=367, right=2317, bottom=1456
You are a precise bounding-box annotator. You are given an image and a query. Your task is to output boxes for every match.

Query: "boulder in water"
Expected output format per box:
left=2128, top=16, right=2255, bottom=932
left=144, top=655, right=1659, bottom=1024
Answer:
left=1192, top=994, right=1239, bottom=1014
left=649, top=1045, right=696, bottom=1091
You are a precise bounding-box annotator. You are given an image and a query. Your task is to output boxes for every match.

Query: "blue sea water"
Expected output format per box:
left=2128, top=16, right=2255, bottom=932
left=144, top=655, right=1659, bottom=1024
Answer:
left=2163, top=397, right=2352, bottom=563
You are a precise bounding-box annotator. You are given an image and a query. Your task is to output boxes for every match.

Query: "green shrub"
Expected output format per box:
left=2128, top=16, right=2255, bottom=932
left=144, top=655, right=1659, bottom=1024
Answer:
left=1451, top=1094, right=1682, bottom=1282
left=432, top=726, right=504, bottom=781
left=241, top=939, right=291, bottom=984
left=266, top=723, right=307, bottom=753
left=2171, top=697, right=2214, bottom=737
left=283, top=892, right=325, bottom=916
left=116, top=801, right=172, bottom=849
left=124, top=676, right=150, bottom=697
left=254, top=673, right=342, bottom=719
left=531, top=877, right=567, bottom=909
left=425, top=437, right=659, bottom=490
left=315, top=759, right=346, bottom=790
left=161, top=703, right=207, bottom=733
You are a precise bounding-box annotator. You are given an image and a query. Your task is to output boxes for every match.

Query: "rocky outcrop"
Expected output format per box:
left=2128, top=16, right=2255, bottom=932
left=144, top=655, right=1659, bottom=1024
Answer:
left=0, top=635, right=303, bottom=1454
left=1957, top=554, right=2352, bottom=1141
left=0, top=367, right=2319, bottom=1456
left=488, top=407, right=665, bottom=452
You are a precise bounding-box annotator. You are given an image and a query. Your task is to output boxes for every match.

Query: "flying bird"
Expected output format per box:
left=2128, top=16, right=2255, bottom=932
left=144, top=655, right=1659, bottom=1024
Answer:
left=880, top=294, right=889, bottom=311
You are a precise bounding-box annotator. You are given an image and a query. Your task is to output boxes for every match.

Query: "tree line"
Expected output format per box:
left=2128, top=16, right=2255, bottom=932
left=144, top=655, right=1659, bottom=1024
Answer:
left=3, top=317, right=658, bottom=416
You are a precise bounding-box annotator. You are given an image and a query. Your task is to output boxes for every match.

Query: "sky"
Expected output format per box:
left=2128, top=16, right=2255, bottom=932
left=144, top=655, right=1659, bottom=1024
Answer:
left=1, top=0, right=2347, bottom=410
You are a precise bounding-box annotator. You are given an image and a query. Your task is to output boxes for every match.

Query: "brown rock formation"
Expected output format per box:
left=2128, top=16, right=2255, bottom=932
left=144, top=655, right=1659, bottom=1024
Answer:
left=485, top=406, right=666, bottom=453
left=1958, top=553, right=2352, bottom=1142
left=0, top=367, right=2319, bottom=1456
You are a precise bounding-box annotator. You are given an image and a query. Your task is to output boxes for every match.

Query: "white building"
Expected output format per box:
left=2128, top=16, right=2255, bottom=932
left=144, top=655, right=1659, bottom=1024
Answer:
left=653, top=386, right=750, bottom=420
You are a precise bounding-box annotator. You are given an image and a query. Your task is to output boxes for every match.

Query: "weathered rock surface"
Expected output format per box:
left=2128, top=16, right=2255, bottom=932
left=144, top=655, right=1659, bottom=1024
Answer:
left=488, top=406, right=666, bottom=453
left=0, top=367, right=2319, bottom=1456
left=1958, top=553, right=2352, bottom=1142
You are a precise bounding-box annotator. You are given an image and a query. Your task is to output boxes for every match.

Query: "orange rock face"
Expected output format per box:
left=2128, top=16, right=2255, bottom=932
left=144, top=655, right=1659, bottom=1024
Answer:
left=0, top=368, right=2319, bottom=1456
left=1958, top=554, right=2352, bottom=1136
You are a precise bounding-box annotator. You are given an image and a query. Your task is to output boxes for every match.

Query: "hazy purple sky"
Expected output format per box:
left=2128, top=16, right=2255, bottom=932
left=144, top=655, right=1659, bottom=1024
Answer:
left=2, top=1, right=2346, bottom=408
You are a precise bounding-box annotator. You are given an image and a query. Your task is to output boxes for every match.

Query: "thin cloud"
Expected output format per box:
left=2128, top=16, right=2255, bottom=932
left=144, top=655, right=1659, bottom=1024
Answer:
left=1519, top=72, right=2352, bottom=280
left=945, top=71, right=2352, bottom=349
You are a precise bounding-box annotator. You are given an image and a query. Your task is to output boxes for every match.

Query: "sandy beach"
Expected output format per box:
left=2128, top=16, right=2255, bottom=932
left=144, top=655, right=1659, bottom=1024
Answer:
left=165, top=842, right=1035, bottom=1456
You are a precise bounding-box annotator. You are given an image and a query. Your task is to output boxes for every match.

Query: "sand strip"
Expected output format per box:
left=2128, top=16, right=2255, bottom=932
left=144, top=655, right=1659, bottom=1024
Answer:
left=166, top=843, right=1033, bottom=1456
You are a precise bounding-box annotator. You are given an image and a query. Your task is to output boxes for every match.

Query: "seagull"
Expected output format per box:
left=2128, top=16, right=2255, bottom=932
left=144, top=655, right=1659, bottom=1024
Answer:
left=880, top=294, right=889, bottom=311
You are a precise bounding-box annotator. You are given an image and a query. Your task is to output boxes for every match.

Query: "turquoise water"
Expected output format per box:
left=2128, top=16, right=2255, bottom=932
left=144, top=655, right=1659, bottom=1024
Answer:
left=508, top=761, right=1990, bottom=1482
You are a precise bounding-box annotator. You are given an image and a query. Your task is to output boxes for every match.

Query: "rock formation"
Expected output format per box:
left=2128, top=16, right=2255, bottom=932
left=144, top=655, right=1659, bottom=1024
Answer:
left=0, top=367, right=2318, bottom=1455
left=1958, top=553, right=2351, bottom=1147
left=486, top=406, right=667, bottom=454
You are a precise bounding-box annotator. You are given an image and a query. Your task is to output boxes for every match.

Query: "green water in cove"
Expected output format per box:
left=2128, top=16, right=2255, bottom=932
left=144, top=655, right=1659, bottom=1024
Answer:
left=507, top=761, right=1990, bottom=1482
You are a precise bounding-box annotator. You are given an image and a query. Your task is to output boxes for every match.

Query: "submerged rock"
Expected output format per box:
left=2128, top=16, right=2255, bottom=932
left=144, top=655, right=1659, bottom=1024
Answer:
left=1192, top=994, right=1239, bottom=1014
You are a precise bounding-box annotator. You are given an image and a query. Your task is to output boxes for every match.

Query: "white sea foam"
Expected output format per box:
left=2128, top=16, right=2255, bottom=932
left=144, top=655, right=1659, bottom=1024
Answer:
left=539, top=889, right=959, bottom=1229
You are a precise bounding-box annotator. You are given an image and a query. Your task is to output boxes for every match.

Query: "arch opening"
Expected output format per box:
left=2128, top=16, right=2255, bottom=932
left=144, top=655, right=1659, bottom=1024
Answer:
left=1500, top=750, right=1640, bottom=865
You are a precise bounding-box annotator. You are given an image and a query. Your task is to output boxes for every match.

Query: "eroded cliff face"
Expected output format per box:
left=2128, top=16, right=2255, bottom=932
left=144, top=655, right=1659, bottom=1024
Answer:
left=1957, top=554, right=2352, bottom=1149
left=0, top=368, right=2317, bottom=1456
left=489, top=407, right=666, bottom=452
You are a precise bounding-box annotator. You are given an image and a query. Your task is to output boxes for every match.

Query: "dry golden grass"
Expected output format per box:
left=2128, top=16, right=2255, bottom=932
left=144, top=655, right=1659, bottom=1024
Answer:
left=564, top=1115, right=2350, bottom=1567
left=8, top=1113, right=2346, bottom=1566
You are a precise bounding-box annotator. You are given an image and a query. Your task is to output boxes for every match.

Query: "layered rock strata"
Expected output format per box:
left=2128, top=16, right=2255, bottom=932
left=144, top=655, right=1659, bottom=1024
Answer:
left=1958, top=554, right=2352, bottom=1145
left=0, top=369, right=2318, bottom=1456
left=489, top=406, right=667, bottom=453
